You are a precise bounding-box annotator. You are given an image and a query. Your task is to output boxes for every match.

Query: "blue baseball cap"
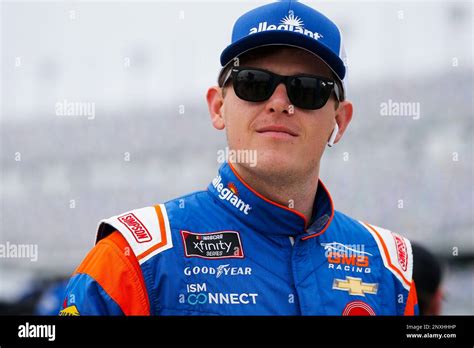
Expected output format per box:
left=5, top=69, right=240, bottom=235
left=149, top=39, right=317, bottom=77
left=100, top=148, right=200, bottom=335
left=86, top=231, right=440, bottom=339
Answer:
left=219, top=0, right=348, bottom=99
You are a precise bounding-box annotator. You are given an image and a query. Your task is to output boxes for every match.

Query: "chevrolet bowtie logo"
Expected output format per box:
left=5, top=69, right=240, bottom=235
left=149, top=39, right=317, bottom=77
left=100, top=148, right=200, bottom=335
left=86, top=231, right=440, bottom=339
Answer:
left=332, top=276, right=378, bottom=296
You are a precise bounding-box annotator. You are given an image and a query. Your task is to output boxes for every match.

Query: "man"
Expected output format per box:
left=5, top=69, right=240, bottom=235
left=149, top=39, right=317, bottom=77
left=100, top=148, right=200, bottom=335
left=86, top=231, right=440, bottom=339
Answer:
left=60, top=0, right=418, bottom=316
left=411, top=242, right=444, bottom=315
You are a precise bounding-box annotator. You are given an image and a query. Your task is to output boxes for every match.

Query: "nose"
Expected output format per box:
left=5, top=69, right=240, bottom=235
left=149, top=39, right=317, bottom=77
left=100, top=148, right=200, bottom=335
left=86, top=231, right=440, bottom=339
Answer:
left=265, top=83, right=292, bottom=115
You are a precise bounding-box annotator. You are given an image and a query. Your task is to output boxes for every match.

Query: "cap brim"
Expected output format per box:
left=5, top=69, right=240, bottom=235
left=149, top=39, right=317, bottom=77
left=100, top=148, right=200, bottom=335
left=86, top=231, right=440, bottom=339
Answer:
left=220, top=30, right=346, bottom=81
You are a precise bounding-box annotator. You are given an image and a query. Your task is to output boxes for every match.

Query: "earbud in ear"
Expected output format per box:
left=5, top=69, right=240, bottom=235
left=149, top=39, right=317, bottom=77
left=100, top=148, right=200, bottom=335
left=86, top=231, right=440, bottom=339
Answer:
left=327, top=123, right=339, bottom=147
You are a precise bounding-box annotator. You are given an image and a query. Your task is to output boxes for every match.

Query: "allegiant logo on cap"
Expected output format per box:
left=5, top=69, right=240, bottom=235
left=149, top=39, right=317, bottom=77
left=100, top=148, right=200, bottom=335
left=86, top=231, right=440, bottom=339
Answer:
left=212, top=175, right=252, bottom=215
left=249, top=13, right=323, bottom=40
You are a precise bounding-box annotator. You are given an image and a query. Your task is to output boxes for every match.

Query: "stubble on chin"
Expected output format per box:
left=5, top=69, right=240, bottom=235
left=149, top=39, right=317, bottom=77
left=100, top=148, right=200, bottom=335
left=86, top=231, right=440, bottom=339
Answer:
left=240, top=152, right=302, bottom=186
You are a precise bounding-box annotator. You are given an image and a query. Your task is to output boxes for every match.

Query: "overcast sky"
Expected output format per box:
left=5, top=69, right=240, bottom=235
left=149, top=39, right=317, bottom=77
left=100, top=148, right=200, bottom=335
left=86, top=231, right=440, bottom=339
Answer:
left=1, top=0, right=472, bottom=120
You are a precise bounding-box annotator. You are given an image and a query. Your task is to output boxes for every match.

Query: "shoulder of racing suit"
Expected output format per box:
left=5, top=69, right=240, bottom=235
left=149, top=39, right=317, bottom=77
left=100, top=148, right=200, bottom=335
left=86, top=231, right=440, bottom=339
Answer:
left=59, top=191, right=206, bottom=316
left=327, top=210, right=418, bottom=315
left=59, top=227, right=151, bottom=316
left=95, top=203, right=174, bottom=265
left=359, top=220, right=418, bottom=315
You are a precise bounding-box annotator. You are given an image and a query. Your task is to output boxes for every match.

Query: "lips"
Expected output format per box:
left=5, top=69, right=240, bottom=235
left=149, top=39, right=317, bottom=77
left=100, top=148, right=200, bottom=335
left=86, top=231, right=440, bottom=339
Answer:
left=256, top=125, right=298, bottom=137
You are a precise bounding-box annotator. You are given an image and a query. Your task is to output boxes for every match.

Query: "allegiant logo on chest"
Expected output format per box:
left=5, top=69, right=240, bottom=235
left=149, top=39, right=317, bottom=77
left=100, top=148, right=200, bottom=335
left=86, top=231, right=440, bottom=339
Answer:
left=212, top=175, right=252, bottom=215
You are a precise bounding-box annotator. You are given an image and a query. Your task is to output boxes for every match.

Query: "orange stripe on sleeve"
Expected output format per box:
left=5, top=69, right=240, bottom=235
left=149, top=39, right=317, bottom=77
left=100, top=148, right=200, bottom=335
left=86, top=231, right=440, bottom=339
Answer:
left=404, top=281, right=418, bottom=316
left=75, top=231, right=151, bottom=315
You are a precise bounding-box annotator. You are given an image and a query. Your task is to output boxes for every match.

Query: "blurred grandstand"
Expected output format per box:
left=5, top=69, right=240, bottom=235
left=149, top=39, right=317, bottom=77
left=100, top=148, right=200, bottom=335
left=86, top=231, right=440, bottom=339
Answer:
left=1, top=0, right=472, bottom=314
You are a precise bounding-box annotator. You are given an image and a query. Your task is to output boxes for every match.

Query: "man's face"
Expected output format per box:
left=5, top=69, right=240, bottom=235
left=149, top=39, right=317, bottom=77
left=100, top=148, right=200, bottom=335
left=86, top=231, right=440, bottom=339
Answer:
left=209, top=47, right=348, bottom=179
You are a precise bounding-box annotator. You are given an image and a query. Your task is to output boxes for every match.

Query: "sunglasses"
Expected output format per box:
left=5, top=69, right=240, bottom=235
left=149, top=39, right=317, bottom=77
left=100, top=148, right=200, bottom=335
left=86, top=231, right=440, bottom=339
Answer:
left=220, top=67, right=341, bottom=110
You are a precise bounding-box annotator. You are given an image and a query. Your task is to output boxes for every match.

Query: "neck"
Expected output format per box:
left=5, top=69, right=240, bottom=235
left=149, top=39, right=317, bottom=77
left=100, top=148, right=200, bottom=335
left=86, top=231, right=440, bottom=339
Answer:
left=232, top=163, right=320, bottom=222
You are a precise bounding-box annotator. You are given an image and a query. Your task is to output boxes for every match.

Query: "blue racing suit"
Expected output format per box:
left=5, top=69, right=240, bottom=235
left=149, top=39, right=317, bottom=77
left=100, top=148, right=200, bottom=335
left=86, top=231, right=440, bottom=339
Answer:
left=60, top=162, right=418, bottom=315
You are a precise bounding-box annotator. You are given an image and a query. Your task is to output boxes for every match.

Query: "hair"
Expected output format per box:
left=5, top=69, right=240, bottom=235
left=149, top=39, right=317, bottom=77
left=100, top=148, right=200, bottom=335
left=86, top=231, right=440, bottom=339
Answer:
left=219, top=46, right=341, bottom=110
left=411, top=242, right=444, bottom=315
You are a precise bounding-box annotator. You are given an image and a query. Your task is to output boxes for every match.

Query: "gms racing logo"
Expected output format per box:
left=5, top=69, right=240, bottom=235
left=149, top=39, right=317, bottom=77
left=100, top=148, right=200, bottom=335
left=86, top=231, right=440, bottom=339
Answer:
left=249, top=11, right=324, bottom=40
left=322, top=242, right=373, bottom=274
left=212, top=175, right=251, bottom=215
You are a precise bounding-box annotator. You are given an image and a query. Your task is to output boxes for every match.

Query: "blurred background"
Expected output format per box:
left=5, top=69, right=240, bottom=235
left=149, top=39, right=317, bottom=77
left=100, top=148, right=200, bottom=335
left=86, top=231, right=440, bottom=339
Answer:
left=0, top=0, right=472, bottom=315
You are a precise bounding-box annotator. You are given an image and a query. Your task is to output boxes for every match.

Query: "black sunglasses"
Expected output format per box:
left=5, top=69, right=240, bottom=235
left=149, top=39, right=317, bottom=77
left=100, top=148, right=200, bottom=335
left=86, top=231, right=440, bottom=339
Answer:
left=220, top=67, right=340, bottom=110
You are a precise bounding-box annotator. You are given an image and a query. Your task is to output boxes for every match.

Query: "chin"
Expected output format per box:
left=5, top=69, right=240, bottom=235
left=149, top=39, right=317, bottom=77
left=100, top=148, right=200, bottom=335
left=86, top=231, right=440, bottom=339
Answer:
left=252, top=150, right=298, bottom=175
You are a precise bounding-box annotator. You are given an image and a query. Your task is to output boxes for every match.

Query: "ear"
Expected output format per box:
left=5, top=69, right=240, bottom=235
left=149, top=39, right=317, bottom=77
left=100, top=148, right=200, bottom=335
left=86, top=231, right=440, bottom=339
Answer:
left=206, top=86, right=225, bottom=130
left=333, top=100, right=353, bottom=144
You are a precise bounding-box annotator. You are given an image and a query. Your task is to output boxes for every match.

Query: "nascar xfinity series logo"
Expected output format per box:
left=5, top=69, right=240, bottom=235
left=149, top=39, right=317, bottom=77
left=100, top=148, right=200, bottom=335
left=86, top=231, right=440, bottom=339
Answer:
left=212, top=175, right=252, bottom=215
left=181, top=231, right=244, bottom=259
left=249, top=12, right=324, bottom=40
left=322, top=242, right=373, bottom=274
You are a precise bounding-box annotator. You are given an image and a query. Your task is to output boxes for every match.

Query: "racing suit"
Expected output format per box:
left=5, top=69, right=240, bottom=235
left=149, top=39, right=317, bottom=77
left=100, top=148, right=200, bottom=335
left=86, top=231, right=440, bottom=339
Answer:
left=59, top=162, right=418, bottom=315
